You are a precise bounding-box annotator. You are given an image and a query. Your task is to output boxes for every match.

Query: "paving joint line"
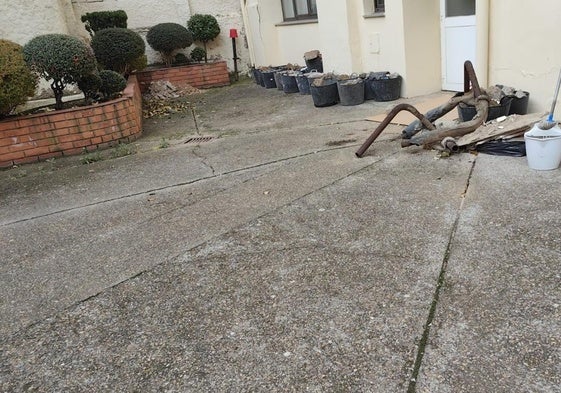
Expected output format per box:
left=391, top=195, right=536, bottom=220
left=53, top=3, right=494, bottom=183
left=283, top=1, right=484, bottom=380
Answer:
left=406, top=156, right=477, bottom=392
left=1, top=143, right=369, bottom=227
left=6, top=149, right=398, bottom=339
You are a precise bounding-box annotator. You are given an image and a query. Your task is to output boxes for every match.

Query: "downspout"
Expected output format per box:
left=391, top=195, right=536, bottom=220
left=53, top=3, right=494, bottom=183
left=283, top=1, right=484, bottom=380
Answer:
left=475, top=0, right=489, bottom=88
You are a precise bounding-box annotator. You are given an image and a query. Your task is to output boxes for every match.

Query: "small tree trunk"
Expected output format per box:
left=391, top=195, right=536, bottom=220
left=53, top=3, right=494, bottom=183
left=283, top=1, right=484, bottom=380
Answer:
left=51, top=80, right=65, bottom=110
left=203, top=42, right=208, bottom=63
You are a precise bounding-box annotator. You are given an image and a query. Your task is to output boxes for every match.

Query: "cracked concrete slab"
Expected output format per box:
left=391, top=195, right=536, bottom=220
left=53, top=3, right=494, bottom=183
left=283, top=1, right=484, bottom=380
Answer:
left=1, top=143, right=393, bottom=336
left=1, top=148, right=474, bottom=392
left=416, top=154, right=561, bottom=392
left=1, top=80, right=559, bottom=392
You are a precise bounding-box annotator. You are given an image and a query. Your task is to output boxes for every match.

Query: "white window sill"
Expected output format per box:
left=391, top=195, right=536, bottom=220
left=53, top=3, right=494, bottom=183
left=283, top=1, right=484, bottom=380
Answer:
left=276, top=19, right=318, bottom=26
left=363, top=13, right=385, bottom=19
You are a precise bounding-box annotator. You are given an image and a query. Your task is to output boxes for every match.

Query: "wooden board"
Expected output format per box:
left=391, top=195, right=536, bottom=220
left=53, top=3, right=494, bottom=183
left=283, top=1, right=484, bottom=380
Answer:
left=456, top=112, right=545, bottom=146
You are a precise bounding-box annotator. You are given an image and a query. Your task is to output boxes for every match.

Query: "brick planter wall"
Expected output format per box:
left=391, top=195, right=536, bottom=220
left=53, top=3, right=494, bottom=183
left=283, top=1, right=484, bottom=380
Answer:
left=0, top=75, right=143, bottom=169
left=135, top=61, right=230, bottom=92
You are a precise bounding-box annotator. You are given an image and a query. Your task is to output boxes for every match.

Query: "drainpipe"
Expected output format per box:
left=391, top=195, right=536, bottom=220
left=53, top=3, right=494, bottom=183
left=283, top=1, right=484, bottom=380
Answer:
left=475, top=0, right=489, bottom=88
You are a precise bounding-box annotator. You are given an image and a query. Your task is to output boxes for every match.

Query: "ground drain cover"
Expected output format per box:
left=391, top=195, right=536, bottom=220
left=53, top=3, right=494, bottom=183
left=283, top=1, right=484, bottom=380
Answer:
left=184, top=136, right=215, bottom=144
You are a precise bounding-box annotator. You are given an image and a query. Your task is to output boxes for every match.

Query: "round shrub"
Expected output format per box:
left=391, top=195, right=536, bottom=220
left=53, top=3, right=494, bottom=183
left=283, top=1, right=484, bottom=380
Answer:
left=190, top=47, right=206, bottom=63
left=174, top=53, right=188, bottom=65
left=129, top=54, right=148, bottom=73
left=81, top=10, right=128, bottom=36
left=91, top=28, right=145, bottom=75
left=0, top=39, right=37, bottom=117
left=77, top=72, right=102, bottom=102
left=146, top=23, right=193, bottom=67
left=99, top=70, right=127, bottom=100
left=187, top=14, right=220, bottom=62
left=23, top=34, right=97, bottom=110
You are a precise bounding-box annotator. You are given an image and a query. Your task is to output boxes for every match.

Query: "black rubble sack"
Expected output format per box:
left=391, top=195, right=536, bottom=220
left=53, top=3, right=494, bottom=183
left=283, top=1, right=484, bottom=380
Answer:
left=474, top=140, right=526, bottom=157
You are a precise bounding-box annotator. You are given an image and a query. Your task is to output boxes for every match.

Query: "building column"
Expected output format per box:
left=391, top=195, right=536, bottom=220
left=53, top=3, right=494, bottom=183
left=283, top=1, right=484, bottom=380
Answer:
left=475, top=0, right=489, bottom=87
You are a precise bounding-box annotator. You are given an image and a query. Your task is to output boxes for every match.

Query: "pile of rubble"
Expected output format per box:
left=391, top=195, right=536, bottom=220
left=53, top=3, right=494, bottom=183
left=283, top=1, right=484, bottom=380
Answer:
left=143, top=80, right=201, bottom=101
left=142, top=81, right=201, bottom=118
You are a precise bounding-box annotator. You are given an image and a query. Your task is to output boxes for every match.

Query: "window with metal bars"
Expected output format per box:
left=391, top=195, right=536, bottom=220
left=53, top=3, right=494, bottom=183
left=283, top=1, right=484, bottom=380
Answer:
left=281, top=0, right=318, bottom=21
left=375, top=0, right=385, bottom=13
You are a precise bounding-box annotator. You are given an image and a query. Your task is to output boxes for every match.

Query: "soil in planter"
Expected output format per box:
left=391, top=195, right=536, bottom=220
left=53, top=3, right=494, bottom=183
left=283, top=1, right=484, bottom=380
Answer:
left=13, top=98, right=90, bottom=118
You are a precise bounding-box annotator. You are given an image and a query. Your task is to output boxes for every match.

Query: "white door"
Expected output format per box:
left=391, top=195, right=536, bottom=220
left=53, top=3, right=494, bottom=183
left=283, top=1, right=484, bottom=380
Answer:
left=441, top=0, right=476, bottom=91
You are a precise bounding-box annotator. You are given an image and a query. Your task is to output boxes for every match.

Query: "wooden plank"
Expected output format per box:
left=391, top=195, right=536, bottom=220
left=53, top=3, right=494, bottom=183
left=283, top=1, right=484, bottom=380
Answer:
left=456, top=112, right=545, bottom=147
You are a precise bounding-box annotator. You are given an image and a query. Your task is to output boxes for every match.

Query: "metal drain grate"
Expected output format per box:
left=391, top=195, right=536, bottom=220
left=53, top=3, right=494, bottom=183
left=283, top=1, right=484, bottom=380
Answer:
left=184, top=136, right=215, bottom=144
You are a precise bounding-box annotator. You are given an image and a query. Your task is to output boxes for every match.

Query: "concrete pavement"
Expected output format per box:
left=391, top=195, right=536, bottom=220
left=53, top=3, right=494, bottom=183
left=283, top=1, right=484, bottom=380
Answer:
left=1, top=81, right=559, bottom=392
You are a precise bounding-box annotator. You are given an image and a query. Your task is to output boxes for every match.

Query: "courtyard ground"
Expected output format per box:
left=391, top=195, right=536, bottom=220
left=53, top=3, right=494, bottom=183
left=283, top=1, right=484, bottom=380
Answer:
left=1, top=80, right=560, bottom=392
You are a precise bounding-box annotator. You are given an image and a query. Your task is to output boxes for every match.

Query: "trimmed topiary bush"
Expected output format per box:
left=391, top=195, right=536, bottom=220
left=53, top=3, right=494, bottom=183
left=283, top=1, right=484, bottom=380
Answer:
left=77, top=72, right=102, bottom=103
left=91, top=28, right=145, bottom=75
left=0, top=39, right=37, bottom=117
left=190, top=47, right=206, bottom=63
left=146, top=23, right=193, bottom=67
left=81, top=10, right=128, bottom=37
left=187, top=14, right=220, bottom=63
left=174, top=53, right=188, bottom=65
left=129, top=54, right=148, bottom=73
left=23, top=34, right=97, bottom=110
left=99, top=70, right=127, bottom=100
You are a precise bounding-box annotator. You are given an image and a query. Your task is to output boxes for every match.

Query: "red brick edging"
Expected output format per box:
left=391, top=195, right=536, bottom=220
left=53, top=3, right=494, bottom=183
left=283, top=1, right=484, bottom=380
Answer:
left=0, top=75, right=143, bottom=169
left=135, top=61, right=230, bottom=92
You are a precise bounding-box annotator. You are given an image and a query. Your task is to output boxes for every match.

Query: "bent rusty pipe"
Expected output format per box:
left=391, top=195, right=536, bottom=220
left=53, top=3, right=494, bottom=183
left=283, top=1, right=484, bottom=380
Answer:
left=404, top=96, right=489, bottom=147
left=464, top=60, right=481, bottom=98
left=441, top=137, right=459, bottom=153
left=356, top=103, right=435, bottom=157
left=402, top=92, right=477, bottom=139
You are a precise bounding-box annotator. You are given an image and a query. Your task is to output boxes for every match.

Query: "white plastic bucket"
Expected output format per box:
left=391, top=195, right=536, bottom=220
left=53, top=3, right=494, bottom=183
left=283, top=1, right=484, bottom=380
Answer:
left=524, top=124, right=561, bottom=170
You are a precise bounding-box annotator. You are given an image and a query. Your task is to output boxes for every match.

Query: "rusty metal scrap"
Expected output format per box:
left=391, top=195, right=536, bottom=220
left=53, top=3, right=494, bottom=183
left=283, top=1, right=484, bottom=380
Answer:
left=356, top=61, right=491, bottom=157
left=402, top=94, right=489, bottom=148
left=355, top=103, right=435, bottom=157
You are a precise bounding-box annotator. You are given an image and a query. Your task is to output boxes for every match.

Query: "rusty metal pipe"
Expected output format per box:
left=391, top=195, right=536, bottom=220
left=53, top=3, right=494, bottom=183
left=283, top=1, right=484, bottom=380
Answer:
left=463, top=60, right=481, bottom=98
left=407, top=96, right=489, bottom=147
left=441, top=137, right=459, bottom=153
left=356, top=103, right=435, bottom=157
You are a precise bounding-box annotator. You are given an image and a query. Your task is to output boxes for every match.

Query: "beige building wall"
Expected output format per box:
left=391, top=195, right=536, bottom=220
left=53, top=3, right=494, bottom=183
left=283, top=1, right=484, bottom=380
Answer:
left=242, top=0, right=321, bottom=68
left=402, top=0, right=441, bottom=97
left=488, top=0, right=561, bottom=113
left=358, top=1, right=407, bottom=88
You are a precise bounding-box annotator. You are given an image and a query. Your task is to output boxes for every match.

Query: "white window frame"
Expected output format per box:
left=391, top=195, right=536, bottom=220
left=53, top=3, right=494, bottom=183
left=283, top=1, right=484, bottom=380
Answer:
left=281, top=0, right=318, bottom=21
left=364, top=0, right=385, bottom=16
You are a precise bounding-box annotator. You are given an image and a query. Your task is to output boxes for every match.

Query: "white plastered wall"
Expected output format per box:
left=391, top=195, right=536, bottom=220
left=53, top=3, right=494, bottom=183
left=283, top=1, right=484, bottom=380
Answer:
left=178, top=0, right=250, bottom=73
left=71, top=0, right=193, bottom=65
left=73, top=0, right=249, bottom=72
left=0, top=0, right=74, bottom=45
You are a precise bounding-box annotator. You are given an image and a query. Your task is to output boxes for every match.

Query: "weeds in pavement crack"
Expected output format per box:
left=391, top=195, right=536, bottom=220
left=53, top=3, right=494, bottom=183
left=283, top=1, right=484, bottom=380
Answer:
left=407, top=158, right=477, bottom=392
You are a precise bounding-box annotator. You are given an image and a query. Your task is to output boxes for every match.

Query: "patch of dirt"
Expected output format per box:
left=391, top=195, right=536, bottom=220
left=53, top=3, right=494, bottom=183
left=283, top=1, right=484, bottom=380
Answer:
left=325, top=139, right=357, bottom=146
